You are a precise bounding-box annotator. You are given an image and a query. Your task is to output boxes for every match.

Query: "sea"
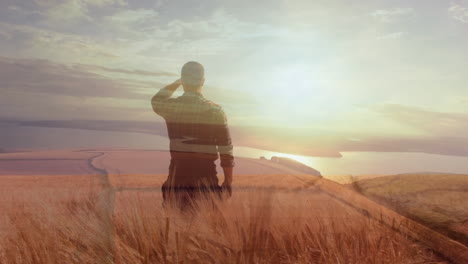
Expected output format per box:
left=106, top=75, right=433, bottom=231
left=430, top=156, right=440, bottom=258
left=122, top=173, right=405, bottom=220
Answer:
left=1, top=121, right=467, bottom=176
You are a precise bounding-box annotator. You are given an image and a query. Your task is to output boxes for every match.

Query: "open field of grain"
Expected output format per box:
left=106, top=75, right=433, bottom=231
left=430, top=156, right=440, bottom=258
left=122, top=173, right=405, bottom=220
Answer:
left=352, top=173, right=468, bottom=246
left=0, top=149, right=463, bottom=263
left=0, top=177, right=445, bottom=263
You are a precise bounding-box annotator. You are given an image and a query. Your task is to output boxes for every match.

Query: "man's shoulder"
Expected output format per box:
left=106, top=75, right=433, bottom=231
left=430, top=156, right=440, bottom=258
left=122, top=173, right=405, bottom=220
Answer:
left=205, top=99, right=223, bottom=110
left=203, top=99, right=225, bottom=115
left=196, top=98, right=226, bottom=123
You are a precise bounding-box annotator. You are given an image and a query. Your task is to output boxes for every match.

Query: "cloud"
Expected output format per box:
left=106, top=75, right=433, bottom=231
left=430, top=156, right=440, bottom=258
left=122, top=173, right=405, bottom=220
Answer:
left=0, top=56, right=257, bottom=122
left=85, top=0, right=127, bottom=6
left=43, top=1, right=90, bottom=23
left=104, top=8, right=158, bottom=25
left=460, top=97, right=468, bottom=104
left=0, top=29, right=12, bottom=40
left=0, top=56, right=166, bottom=121
left=0, top=56, right=144, bottom=99
left=232, top=104, right=468, bottom=157
left=0, top=22, right=120, bottom=63
left=74, top=64, right=178, bottom=77
left=0, top=90, right=150, bottom=121
left=338, top=136, right=468, bottom=157
left=101, top=8, right=160, bottom=36
left=373, top=104, right=468, bottom=138
left=35, top=0, right=127, bottom=23
left=377, top=32, right=405, bottom=39
left=6, top=4, right=43, bottom=17
left=449, top=2, right=468, bottom=23
left=15, top=119, right=167, bottom=136
left=1, top=6, right=278, bottom=72
left=129, top=8, right=282, bottom=57
left=371, top=8, right=414, bottom=22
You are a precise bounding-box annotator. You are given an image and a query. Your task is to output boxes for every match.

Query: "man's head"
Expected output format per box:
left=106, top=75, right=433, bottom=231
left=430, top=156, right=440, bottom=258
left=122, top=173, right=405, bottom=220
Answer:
left=181, top=61, right=205, bottom=92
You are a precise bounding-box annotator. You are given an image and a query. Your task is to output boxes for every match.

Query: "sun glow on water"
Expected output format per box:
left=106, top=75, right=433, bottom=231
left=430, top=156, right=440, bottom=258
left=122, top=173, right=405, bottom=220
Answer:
left=270, top=152, right=316, bottom=168
left=234, top=147, right=317, bottom=168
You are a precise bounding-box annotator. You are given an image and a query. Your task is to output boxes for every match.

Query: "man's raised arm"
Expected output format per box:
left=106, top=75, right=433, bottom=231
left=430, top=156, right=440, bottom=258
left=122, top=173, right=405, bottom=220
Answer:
left=151, top=79, right=181, bottom=117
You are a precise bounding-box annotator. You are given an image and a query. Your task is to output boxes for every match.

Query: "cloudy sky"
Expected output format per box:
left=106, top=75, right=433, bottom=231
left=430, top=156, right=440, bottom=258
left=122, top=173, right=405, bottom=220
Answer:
left=1, top=0, right=467, bottom=157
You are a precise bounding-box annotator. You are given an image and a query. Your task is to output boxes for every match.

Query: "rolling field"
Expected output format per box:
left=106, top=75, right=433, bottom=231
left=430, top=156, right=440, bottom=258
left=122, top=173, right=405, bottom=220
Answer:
left=351, top=173, right=468, bottom=246
left=0, top=149, right=459, bottom=263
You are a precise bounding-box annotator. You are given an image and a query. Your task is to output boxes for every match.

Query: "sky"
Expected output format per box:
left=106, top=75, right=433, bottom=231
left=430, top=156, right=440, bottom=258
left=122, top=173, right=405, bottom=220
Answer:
left=1, top=0, right=468, bottom=158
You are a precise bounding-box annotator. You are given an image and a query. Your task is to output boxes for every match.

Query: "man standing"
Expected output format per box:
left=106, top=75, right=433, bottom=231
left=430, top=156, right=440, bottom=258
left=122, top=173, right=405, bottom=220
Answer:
left=151, top=61, right=234, bottom=211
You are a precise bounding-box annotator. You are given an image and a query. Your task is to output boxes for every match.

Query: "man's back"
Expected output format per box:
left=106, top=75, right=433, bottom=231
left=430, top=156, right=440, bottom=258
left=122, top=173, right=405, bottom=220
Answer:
left=150, top=65, right=234, bottom=210
left=152, top=89, right=234, bottom=167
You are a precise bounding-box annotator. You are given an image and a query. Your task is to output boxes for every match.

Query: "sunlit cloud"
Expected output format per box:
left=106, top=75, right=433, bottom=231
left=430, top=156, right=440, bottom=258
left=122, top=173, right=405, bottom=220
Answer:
left=377, top=31, right=404, bottom=39
left=373, top=104, right=468, bottom=138
left=371, top=7, right=414, bottom=23
left=449, top=2, right=468, bottom=23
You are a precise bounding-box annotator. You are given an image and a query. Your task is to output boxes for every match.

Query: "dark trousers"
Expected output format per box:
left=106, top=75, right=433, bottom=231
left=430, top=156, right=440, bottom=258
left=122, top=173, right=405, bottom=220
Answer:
left=162, top=159, right=222, bottom=211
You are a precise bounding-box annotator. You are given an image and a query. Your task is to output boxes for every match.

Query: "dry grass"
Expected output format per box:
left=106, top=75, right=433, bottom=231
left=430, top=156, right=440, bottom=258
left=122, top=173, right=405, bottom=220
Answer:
left=351, top=173, right=468, bottom=245
left=0, top=179, right=445, bottom=264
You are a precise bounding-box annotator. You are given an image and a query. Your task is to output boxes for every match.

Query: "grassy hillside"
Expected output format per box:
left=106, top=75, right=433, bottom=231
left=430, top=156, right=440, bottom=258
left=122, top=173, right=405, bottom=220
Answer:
left=352, top=173, right=468, bottom=245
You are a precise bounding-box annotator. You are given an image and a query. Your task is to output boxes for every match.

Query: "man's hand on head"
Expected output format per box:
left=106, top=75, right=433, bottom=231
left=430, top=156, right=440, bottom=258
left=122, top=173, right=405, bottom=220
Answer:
left=173, top=79, right=181, bottom=86
left=165, top=79, right=182, bottom=91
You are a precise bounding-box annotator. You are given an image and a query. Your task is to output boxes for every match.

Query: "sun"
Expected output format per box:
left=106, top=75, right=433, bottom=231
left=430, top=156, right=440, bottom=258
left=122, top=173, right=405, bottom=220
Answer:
left=271, top=64, right=314, bottom=101
left=247, top=62, right=323, bottom=127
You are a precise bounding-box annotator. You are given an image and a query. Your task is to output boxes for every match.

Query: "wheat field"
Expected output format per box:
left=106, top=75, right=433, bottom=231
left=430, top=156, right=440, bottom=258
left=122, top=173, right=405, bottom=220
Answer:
left=0, top=175, right=445, bottom=264
left=350, top=173, right=468, bottom=246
